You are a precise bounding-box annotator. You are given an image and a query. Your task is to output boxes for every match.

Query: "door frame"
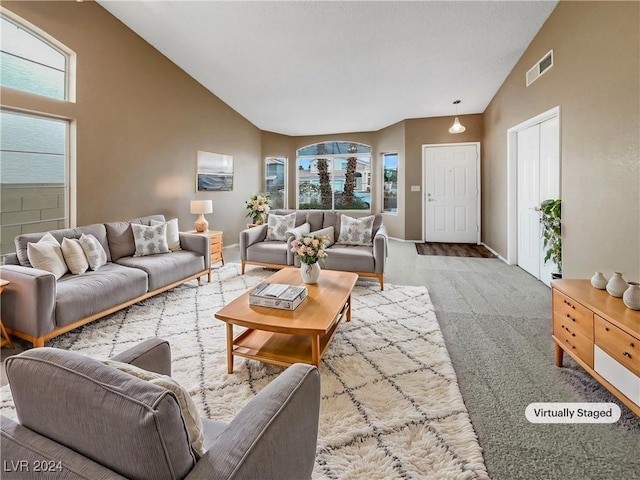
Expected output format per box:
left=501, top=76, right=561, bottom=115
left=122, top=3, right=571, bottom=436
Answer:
left=506, top=106, right=560, bottom=265
left=421, top=142, right=481, bottom=243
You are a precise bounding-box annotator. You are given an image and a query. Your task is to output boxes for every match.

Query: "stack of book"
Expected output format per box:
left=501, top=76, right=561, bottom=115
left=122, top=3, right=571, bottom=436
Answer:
left=249, top=282, right=308, bottom=311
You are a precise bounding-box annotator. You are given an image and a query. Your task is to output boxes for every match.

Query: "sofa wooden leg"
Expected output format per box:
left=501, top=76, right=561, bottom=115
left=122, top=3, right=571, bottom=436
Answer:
left=33, top=337, right=45, bottom=348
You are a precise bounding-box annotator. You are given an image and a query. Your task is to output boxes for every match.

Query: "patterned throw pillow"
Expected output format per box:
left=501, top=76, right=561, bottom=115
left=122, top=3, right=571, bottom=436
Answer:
left=150, top=218, right=181, bottom=251
left=61, top=237, right=89, bottom=275
left=266, top=212, right=296, bottom=241
left=78, top=233, right=108, bottom=271
left=103, top=360, right=205, bottom=457
left=131, top=223, right=170, bottom=257
left=26, top=233, right=68, bottom=279
left=336, top=215, right=375, bottom=246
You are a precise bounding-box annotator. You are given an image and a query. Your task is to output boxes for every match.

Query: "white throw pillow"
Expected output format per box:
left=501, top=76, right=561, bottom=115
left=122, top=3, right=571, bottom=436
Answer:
left=266, top=212, right=296, bottom=241
left=61, top=238, right=89, bottom=275
left=78, top=233, right=108, bottom=271
left=131, top=223, right=170, bottom=257
left=309, top=226, right=335, bottom=247
left=337, top=215, right=375, bottom=246
left=103, top=360, right=205, bottom=457
left=27, top=233, right=68, bottom=279
left=150, top=218, right=181, bottom=251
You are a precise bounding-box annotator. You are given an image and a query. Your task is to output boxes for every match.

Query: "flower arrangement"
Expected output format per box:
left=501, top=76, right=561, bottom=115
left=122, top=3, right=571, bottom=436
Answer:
left=291, top=235, right=329, bottom=265
left=245, top=194, right=271, bottom=224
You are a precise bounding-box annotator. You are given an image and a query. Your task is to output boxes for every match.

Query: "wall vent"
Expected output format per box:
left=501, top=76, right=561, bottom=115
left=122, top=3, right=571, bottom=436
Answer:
left=526, top=49, right=554, bottom=86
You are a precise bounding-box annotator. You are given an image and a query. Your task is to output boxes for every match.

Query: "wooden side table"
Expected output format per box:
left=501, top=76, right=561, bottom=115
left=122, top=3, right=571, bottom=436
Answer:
left=186, top=230, right=224, bottom=282
left=0, top=279, right=14, bottom=349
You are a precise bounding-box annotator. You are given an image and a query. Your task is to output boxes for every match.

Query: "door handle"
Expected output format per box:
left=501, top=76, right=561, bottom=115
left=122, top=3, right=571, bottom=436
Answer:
left=427, top=193, right=434, bottom=201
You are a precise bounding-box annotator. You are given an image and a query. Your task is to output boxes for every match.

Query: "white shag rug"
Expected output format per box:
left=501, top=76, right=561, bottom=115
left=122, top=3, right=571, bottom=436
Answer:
left=1, top=264, right=488, bottom=479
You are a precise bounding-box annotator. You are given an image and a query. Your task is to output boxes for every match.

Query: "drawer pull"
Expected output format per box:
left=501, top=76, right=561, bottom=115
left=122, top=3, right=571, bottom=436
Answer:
left=623, top=352, right=632, bottom=358
left=563, top=299, right=575, bottom=309
left=571, top=333, right=575, bottom=337
left=566, top=314, right=576, bottom=322
left=605, top=327, right=609, bottom=332
left=630, top=343, right=635, bottom=348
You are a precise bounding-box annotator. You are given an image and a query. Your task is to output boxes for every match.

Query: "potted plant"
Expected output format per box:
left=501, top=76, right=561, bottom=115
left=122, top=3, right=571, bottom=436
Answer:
left=540, top=198, right=562, bottom=278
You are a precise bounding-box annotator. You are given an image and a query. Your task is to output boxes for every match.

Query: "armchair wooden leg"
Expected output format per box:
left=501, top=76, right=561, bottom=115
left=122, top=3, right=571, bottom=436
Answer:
left=241, top=261, right=246, bottom=274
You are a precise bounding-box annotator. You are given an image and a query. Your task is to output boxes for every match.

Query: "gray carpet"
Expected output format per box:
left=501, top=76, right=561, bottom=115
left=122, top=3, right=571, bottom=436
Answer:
left=383, top=244, right=639, bottom=480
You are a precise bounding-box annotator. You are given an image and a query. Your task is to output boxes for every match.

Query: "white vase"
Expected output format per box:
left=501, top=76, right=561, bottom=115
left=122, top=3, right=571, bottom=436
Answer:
left=623, top=282, right=640, bottom=310
left=606, top=272, right=627, bottom=298
left=300, top=262, right=321, bottom=284
left=590, top=272, right=608, bottom=290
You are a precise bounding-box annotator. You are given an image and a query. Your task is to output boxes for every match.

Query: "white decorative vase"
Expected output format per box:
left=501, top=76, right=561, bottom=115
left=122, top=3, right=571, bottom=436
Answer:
left=622, top=282, right=640, bottom=310
left=300, top=262, right=321, bottom=284
left=590, top=272, right=608, bottom=290
left=606, top=272, right=627, bottom=298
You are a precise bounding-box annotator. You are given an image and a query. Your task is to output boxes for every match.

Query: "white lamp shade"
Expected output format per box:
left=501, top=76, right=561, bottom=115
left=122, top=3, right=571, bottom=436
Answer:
left=448, top=117, right=466, bottom=134
left=190, top=200, right=213, bottom=214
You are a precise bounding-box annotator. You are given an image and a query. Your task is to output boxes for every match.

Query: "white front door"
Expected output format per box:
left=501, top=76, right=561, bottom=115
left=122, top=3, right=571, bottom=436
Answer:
left=424, top=143, right=479, bottom=243
left=516, top=116, right=560, bottom=285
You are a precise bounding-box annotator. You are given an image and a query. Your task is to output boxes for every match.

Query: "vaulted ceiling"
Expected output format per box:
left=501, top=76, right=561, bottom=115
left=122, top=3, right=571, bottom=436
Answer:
left=98, top=1, right=558, bottom=136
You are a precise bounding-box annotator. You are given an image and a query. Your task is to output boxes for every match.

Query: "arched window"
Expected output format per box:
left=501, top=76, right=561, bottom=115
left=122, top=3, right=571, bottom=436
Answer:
left=296, top=142, right=371, bottom=211
left=0, top=14, right=71, bottom=100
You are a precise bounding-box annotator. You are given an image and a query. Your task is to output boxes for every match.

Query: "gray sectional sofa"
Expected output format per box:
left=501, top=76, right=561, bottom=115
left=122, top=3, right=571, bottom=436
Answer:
left=240, top=209, right=388, bottom=289
left=0, top=215, right=210, bottom=347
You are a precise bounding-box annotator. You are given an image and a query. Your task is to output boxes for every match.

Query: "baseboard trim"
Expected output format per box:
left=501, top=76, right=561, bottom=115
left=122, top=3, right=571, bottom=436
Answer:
left=480, top=242, right=507, bottom=263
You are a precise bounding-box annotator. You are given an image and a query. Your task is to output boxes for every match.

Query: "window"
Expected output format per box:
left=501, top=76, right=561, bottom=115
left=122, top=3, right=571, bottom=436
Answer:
left=382, top=153, right=398, bottom=213
left=0, top=15, right=68, bottom=100
left=265, top=157, right=287, bottom=209
left=0, top=12, right=74, bottom=255
left=0, top=110, right=69, bottom=254
left=296, top=142, right=371, bottom=210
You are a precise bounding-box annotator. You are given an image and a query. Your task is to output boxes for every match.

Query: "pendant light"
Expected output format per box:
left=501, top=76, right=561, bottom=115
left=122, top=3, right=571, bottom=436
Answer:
left=448, top=100, right=466, bottom=134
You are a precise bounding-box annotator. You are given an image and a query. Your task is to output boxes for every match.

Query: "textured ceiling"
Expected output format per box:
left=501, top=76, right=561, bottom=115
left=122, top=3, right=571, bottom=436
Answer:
left=98, top=1, right=558, bottom=136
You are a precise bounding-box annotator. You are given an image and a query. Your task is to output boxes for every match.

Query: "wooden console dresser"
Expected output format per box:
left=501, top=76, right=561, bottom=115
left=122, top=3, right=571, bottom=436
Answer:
left=552, top=279, right=640, bottom=416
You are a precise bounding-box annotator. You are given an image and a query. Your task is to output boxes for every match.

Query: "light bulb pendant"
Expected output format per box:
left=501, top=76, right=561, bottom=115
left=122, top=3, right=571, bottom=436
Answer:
left=449, top=117, right=466, bottom=134
left=448, top=100, right=466, bottom=134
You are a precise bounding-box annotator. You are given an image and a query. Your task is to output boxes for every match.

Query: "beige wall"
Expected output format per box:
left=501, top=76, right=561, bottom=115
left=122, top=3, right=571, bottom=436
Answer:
left=404, top=115, right=484, bottom=241
left=483, top=1, right=640, bottom=279
left=2, top=1, right=262, bottom=245
left=373, top=121, right=405, bottom=239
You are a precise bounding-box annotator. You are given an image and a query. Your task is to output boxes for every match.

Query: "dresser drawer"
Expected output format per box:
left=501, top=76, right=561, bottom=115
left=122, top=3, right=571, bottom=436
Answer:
left=553, top=318, right=594, bottom=368
left=210, top=234, right=222, bottom=246
left=553, top=290, right=594, bottom=341
left=595, top=315, right=640, bottom=376
left=211, top=241, right=222, bottom=254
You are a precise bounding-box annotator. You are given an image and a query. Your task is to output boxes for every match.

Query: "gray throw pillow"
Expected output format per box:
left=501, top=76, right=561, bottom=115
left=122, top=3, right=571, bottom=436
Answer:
left=79, top=233, right=108, bottom=271
left=266, top=212, right=296, bottom=241
left=309, top=226, right=335, bottom=247
left=131, top=223, right=170, bottom=257
left=336, top=214, right=375, bottom=246
left=150, top=218, right=181, bottom=251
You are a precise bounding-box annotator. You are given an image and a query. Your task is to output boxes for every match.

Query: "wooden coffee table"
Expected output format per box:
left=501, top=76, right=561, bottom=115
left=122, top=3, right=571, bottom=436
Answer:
left=215, top=267, right=358, bottom=373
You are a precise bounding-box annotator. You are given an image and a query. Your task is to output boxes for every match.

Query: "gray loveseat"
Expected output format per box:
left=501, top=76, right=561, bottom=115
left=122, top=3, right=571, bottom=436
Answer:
left=240, top=209, right=388, bottom=289
left=1, top=338, right=321, bottom=480
left=0, top=215, right=210, bottom=347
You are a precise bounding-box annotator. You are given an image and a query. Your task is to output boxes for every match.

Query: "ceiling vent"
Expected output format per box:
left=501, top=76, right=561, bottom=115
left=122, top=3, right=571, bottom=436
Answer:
left=526, top=49, right=553, bottom=87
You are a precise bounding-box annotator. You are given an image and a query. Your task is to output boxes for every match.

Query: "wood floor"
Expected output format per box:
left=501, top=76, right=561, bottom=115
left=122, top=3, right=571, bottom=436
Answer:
left=415, top=242, right=495, bottom=258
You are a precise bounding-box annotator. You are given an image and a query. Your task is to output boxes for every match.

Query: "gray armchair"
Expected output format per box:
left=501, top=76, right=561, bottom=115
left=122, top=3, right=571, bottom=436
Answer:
left=1, top=338, right=321, bottom=480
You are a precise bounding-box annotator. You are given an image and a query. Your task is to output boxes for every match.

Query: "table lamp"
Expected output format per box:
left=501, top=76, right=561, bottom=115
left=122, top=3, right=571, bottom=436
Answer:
left=190, top=200, right=213, bottom=232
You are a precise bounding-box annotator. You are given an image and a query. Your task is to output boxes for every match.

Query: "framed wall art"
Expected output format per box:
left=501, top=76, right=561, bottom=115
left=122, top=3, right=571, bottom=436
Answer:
left=196, top=151, right=233, bottom=191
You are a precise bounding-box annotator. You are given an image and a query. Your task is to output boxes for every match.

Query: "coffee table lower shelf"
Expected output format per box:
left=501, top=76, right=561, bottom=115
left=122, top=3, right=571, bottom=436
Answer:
left=228, top=319, right=341, bottom=372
